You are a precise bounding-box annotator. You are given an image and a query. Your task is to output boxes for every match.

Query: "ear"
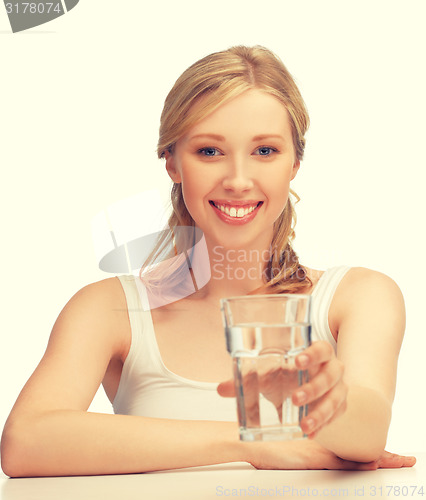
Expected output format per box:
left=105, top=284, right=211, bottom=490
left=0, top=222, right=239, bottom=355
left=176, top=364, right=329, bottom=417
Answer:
left=290, top=159, right=300, bottom=181
left=164, top=150, right=182, bottom=183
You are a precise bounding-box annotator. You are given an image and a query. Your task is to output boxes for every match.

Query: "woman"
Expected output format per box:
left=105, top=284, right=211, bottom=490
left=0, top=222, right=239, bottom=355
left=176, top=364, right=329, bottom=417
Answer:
left=0, top=46, right=415, bottom=477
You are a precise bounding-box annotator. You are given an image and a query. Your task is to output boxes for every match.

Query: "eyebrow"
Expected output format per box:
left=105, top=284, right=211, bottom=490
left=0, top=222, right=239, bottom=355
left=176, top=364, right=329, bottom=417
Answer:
left=188, top=133, right=286, bottom=142
left=252, top=134, right=286, bottom=142
left=188, top=133, right=225, bottom=142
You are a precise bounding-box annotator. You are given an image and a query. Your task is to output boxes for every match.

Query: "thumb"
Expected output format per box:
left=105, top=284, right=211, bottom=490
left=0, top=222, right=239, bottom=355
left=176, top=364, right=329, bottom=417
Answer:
left=217, top=379, right=236, bottom=397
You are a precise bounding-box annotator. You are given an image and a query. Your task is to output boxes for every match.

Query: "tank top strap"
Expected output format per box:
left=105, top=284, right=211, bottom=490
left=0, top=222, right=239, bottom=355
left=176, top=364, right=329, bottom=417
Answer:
left=116, top=275, right=146, bottom=333
left=311, top=265, right=352, bottom=350
left=114, top=275, right=156, bottom=409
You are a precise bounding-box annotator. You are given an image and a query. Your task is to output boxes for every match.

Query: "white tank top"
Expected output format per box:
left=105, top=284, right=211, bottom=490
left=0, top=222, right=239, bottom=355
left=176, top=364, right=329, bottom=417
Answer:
left=113, top=266, right=351, bottom=420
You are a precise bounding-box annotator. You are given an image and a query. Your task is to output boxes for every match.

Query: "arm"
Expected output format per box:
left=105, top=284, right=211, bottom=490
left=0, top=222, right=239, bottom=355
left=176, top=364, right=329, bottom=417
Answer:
left=2, top=412, right=242, bottom=477
left=0, top=278, right=243, bottom=477
left=309, top=268, right=405, bottom=462
left=1, top=273, right=410, bottom=476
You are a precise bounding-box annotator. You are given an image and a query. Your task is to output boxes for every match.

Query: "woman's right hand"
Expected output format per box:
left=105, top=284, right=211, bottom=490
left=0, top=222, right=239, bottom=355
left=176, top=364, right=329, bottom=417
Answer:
left=243, top=440, right=416, bottom=470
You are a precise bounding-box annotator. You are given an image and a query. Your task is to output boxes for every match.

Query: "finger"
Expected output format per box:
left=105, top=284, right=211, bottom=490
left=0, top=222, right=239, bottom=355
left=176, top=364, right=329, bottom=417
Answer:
left=304, top=401, right=347, bottom=438
left=292, top=358, right=345, bottom=407
left=377, top=453, right=417, bottom=469
left=401, top=456, right=417, bottom=468
left=300, top=383, right=347, bottom=435
left=295, top=341, right=334, bottom=370
left=330, top=453, right=416, bottom=471
left=217, top=379, right=236, bottom=397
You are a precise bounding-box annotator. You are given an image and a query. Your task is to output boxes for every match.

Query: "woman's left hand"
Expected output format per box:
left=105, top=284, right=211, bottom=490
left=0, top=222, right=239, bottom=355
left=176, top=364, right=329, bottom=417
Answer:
left=217, top=341, right=347, bottom=437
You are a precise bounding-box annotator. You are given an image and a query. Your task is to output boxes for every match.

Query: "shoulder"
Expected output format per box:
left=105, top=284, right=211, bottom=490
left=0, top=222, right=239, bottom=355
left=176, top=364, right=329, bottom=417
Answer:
left=332, top=267, right=405, bottom=333
left=71, top=276, right=124, bottom=300
left=70, top=276, right=127, bottom=309
left=53, top=277, right=130, bottom=359
left=64, top=277, right=128, bottom=327
left=336, top=267, right=404, bottom=303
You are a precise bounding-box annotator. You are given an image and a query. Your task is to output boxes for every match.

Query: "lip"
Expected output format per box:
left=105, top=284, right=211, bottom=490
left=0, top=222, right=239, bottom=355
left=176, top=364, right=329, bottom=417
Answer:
left=209, top=200, right=263, bottom=225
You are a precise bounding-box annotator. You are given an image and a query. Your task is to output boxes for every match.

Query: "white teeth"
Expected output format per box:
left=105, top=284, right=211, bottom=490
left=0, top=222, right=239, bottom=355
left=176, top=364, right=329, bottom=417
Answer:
left=213, top=202, right=259, bottom=218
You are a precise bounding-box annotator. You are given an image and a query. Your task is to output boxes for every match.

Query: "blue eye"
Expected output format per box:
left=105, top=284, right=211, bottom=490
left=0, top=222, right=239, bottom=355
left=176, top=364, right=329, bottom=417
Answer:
left=254, top=146, right=277, bottom=156
left=198, top=147, right=220, bottom=157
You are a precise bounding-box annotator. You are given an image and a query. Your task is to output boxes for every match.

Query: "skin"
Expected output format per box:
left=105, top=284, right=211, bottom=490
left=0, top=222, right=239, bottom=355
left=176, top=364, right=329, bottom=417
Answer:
left=0, top=90, right=415, bottom=477
left=166, top=89, right=299, bottom=255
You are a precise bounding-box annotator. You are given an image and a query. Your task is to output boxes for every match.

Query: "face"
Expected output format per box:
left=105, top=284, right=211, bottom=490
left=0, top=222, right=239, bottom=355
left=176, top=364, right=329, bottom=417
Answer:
left=165, top=89, right=300, bottom=251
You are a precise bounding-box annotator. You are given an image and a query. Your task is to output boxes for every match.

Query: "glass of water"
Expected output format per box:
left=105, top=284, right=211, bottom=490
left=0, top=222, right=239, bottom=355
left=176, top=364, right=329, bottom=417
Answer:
left=220, top=294, right=312, bottom=442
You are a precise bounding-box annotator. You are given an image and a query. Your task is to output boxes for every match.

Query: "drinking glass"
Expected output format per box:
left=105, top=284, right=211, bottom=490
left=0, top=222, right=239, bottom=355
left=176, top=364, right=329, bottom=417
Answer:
left=220, top=294, right=311, bottom=441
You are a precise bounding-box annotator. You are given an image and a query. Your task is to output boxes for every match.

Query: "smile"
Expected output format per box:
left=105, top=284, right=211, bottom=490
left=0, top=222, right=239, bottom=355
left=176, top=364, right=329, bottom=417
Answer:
left=209, top=200, right=263, bottom=223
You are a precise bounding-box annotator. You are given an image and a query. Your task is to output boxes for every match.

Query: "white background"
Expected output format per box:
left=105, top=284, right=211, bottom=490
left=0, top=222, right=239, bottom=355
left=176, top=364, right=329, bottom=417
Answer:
left=1, top=0, right=425, bottom=457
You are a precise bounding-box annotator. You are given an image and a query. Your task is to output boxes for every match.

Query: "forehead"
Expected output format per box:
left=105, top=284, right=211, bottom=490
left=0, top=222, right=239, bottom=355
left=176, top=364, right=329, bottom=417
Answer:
left=184, top=89, right=292, bottom=140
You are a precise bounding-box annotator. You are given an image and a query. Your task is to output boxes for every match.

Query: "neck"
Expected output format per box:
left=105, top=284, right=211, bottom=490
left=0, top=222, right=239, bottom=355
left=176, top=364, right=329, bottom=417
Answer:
left=191, top=236, right=275, bottom=301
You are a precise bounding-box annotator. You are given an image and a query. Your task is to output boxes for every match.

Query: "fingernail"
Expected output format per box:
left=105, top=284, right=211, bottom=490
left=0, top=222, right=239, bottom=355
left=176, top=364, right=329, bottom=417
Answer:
left=305, top=418, right=315, bottom=432
left=295, top=391, right=307, bottom=404
left=298, top=355, right=309, bottom=368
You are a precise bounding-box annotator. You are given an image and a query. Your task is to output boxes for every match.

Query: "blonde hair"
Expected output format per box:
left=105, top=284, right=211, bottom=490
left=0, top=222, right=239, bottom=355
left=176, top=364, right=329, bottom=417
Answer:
left=148, top=45, right=312, bottom=294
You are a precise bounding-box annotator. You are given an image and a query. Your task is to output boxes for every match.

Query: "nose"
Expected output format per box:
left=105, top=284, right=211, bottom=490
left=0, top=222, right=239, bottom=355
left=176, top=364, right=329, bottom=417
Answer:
left=221, top=156, right=254, bottom=193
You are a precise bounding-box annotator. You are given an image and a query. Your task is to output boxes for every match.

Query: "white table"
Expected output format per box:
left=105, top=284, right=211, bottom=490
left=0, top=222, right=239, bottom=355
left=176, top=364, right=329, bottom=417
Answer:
left=1, top=454, right=425, bottom=500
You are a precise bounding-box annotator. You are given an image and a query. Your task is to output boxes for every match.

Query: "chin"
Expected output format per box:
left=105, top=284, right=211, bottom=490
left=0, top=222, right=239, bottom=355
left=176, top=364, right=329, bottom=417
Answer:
left=209, top=235, right=263, bottom=252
